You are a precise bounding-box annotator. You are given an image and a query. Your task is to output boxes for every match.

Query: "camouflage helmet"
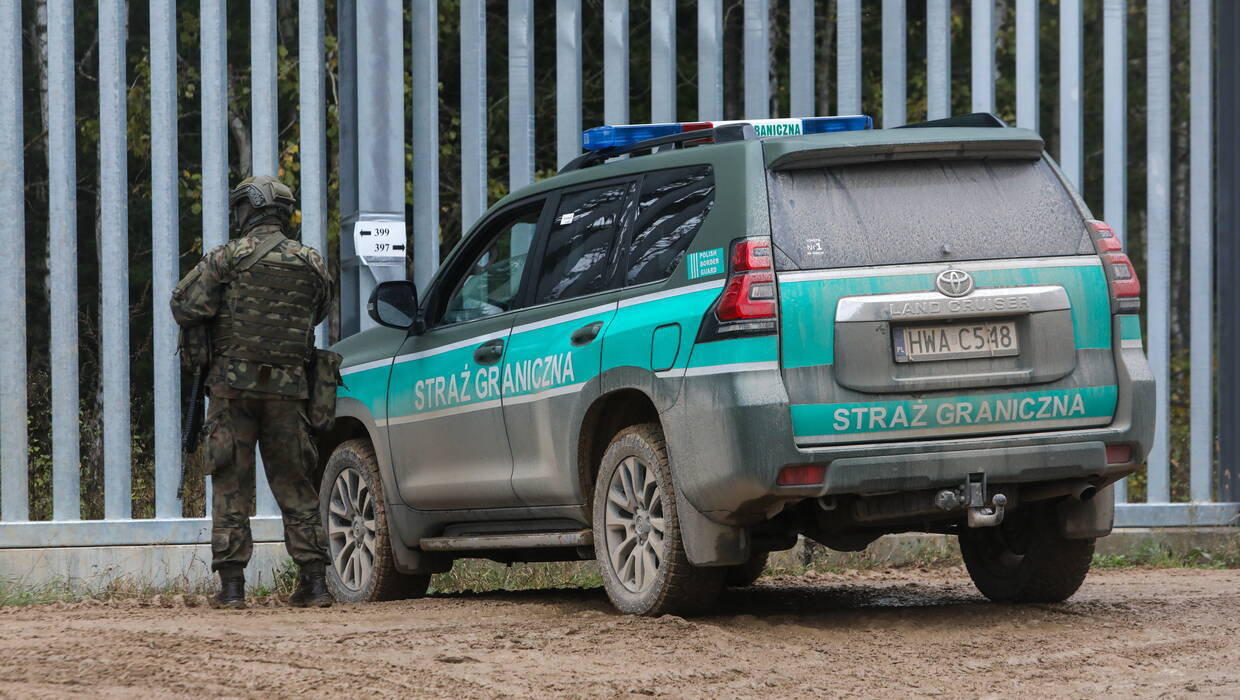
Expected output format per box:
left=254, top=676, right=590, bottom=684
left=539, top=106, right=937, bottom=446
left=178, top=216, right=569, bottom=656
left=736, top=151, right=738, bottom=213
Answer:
left=229, top=174, right=296, bottom=233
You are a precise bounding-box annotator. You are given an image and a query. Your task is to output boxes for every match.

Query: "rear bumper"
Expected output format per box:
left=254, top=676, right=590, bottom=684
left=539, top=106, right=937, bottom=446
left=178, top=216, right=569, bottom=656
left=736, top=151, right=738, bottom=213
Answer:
left=663, top=328, right=1155, bottom=525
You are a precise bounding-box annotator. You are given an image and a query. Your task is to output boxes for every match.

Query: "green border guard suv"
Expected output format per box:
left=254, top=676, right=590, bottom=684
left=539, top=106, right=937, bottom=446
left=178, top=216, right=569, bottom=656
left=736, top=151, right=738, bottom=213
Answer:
left=315, top=113, right=1154, bottom=615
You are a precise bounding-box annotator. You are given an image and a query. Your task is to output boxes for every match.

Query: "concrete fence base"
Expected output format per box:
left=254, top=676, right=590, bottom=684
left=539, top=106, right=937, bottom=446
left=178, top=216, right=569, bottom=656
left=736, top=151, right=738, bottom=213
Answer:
left=0, top=542, right=292, bottom=593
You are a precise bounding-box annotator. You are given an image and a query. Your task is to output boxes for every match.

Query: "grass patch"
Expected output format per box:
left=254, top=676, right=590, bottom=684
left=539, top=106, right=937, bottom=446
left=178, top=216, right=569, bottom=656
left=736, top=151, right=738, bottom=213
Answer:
left=429, top=560, right=603, bottom=595
left=1091, top=538, right=1240, bottom=570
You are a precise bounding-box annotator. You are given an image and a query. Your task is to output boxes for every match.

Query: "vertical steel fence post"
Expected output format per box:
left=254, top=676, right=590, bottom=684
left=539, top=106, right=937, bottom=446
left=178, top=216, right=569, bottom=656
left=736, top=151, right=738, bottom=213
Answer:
left=1015, top=0, right=1038, bottom=130
left=0, top=0, right=28, bottom=521
left=100, top=0, right=132, bottom=520
left=698, top=0, right=723, bottom=120
left=251, top=0, right=278, bottom=179
left=509, top=0, right=535, bottom=190
left=971, top=0, right=994, bottom=115
left=150, top=0, right=181, bottom=518
left=837, top=0, right=861, bottom=115
left=1103, top=0, right=1126, bottom=501
left=604, top=0, right=629, bottom=126
left=250, top=0, right=279, bottom=517
left=744, top=0, right=770, bottom=119
left=1219, top=0, right=1240, bottom=503
left=651, top=0, right=676, bottom=123
left=201, top=0, right=229, bottom=254
left=202, top=0, right=230, bottom=517
left=1059, top=0, right=1083, bottom=189
left=557, top=0, right=582, bottom=169
left=789, top=0, right=814, bottom=118
left=299, top=0, right=327, bottom=347
left=461, top=0, right=487, bottom=233
left=1103, top=0, right=1126, bottom=246
left=926, top=0, right=951, bottom=121
left=881, top=0, right=906, bottom=127
left=1146, top=0, right=1172, bottom=503
left=336, top=0, right=359, bottom=332
left=1189, top=0, right=1213, bottom=503
left=49, top=0, right=80, bottom=521
left=411, top=1, right=439, bottom=291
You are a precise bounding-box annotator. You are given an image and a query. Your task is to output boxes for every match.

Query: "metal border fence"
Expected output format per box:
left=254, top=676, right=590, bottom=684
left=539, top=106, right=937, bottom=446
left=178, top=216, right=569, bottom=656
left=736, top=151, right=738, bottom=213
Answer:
left=0, top=1, right=1235, bottom=552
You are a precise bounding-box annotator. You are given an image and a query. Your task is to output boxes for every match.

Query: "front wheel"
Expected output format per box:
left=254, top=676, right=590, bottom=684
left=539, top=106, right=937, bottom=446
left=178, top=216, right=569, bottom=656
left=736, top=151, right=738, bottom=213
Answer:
left=593, top=423, right=725, bottom=616
left=320, top=438, right=430, bottom=603
left=958, top=501, right=1095, bottom=603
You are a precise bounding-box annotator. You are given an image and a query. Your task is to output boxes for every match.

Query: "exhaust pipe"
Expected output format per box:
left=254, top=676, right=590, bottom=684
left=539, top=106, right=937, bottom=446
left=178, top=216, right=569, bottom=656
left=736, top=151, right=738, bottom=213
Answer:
left=1021, top=479, right=1097, bottom=503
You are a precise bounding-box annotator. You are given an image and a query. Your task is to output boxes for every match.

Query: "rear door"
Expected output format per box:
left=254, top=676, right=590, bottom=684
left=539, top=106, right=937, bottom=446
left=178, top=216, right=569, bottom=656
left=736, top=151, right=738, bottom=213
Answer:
left=503, top=179, right=637, bottom=505
left=768, top=155, right=1118, bottom=446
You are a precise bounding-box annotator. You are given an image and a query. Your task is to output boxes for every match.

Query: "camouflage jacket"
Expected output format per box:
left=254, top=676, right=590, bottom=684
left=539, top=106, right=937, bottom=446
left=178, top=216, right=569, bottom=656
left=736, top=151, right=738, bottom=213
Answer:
left=171, top=225, right=332, bottom=400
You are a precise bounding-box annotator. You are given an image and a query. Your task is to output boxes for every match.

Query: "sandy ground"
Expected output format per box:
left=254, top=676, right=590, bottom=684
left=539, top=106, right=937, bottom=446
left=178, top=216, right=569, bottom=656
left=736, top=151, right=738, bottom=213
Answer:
left=0, top=567, right=1236, bottom=698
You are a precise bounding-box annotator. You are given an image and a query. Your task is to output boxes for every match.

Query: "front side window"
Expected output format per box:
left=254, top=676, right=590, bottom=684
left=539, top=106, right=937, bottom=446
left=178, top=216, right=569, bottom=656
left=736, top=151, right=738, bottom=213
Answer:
left=532, top=181, right=634, bottom=305
left=626, top=166, right=715, bottom=286
left=439, top=204, right=541, bottom=325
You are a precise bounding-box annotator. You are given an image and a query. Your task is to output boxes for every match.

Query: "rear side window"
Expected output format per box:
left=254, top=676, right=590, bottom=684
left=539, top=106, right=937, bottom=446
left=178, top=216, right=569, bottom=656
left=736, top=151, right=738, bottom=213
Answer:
left=533, top=181, right=633, bottom=304
left=767, top=158, right=1092, bottom=270
left=626, top=166, right=715, bottom=286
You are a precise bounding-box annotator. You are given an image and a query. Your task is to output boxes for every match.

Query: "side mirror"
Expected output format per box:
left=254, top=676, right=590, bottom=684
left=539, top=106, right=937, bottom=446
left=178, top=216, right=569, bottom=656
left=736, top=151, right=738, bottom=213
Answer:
left=367, top=280, right=419, bottom=330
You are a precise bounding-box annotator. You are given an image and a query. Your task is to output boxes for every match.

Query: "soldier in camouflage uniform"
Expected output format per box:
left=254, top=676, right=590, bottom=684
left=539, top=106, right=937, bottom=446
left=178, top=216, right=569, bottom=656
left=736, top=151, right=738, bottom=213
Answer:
left=170, top=175, right=334, bottom=610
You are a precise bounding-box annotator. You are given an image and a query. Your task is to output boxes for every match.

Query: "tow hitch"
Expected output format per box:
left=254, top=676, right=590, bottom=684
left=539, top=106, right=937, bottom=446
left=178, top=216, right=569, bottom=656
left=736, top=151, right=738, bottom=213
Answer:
left=934, top=472, right=1007, bottom=528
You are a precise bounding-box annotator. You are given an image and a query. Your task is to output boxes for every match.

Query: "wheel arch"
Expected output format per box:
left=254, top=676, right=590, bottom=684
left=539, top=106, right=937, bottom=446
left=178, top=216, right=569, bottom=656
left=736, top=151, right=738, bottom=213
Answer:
left=576, top=387, right=660, bottom=512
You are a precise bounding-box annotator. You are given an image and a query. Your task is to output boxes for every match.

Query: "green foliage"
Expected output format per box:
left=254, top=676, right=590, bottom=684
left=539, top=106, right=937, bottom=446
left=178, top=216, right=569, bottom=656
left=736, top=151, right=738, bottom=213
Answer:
left=1092, top=538, right=1240, bottom=570
left=429, top=560, right=604, bottom=594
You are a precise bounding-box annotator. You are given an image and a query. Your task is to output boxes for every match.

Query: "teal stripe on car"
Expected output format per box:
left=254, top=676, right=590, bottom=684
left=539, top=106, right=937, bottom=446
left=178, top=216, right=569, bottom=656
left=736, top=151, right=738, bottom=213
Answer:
left=686, top=335, right=778, bottom=368
left=791, top=385, right=1118, bottom=443
left=780, top=261, right=1113, bottom=370
left=338, top=362, right=391, bottom=420
left=1118, top=314, right=1142, bottom=341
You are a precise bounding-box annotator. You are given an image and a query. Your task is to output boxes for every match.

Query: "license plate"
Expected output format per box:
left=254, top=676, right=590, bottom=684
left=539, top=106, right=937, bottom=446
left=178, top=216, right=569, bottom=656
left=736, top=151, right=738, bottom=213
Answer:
left=892, top=320, right=1019, bottom=363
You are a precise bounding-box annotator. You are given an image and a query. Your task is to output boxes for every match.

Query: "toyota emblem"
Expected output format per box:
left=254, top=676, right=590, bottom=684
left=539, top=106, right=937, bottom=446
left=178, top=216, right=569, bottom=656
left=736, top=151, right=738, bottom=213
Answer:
left=935, top=269, right=974, bottom=297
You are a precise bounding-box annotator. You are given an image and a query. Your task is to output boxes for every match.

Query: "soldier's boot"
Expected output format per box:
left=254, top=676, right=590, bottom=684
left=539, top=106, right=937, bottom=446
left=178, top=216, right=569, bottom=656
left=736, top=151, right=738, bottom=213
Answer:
left=211, top=569, right=247, bottom=610
left=288, top=563, right=333, bottom=608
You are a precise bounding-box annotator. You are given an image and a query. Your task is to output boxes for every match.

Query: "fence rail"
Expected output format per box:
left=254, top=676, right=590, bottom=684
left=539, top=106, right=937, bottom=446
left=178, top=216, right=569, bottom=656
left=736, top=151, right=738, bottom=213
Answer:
left=0, top=0, right=1235, bottom=549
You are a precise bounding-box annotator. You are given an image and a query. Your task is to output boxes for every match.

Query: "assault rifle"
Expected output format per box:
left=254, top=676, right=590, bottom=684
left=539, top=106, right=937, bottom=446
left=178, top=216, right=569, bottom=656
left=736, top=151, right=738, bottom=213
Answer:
left=178, top=324, right=212, bottom=491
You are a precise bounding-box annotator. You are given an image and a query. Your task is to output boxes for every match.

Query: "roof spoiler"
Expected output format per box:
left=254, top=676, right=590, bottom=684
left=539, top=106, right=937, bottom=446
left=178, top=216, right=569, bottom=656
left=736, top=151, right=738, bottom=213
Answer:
left=897, top=112, right=1008, bottom=129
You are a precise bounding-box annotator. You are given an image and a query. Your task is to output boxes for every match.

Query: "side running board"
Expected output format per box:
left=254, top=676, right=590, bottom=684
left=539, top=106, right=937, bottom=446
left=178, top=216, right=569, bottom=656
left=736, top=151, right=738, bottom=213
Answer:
left=419, top=529, right=593, bottom=552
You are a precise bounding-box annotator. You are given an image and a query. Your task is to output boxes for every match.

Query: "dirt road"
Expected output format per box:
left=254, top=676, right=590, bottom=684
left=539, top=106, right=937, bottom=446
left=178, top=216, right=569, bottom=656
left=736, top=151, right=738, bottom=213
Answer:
left=0, top=566, right=1236, bottom=698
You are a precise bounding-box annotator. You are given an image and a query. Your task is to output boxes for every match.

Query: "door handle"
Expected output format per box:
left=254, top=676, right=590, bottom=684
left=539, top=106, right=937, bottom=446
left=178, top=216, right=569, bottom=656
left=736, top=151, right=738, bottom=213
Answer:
left=570, top=321, right=604, bottom=347
left=473, top=338, right=505, bottom=365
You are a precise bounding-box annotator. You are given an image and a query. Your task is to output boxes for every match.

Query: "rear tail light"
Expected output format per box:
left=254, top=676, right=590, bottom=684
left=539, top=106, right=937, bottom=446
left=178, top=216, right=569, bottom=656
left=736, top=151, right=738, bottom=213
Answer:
left=776, top=464, right=826, bottom=486
left=1086, top=220, right=1142, bottom=313
left=696, top=238, right=778, bottom=342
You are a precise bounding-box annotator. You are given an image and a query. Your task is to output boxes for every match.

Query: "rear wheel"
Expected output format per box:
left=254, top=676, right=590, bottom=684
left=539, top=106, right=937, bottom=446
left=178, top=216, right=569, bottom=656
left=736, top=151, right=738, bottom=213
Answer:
left=320, top=438, right=430, bottom=603
left=593, top=423, right=725, bottom=616
left=958, top=501, right=1094, bottom=603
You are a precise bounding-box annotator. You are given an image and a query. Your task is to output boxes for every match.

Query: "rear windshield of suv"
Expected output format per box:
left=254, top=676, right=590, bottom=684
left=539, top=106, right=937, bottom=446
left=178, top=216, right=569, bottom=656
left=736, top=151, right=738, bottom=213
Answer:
left=767, top=158, right=1093, bottom=270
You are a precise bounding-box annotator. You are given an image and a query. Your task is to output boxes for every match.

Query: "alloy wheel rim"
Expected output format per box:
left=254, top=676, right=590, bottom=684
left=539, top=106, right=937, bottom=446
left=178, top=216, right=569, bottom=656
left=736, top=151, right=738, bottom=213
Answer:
left=327, top=467, right=377, bottom=591
left=604, top=456, right=666, bottom=593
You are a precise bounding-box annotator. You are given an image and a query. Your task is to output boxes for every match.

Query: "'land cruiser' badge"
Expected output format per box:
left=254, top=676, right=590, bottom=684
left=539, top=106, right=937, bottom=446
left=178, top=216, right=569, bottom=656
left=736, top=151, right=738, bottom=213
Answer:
left=935, top=269, right=974, bottom=297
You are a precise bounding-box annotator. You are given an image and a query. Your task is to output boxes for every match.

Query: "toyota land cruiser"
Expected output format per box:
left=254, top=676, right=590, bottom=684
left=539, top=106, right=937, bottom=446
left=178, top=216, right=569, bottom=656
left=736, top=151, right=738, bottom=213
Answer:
left=316, top=113, right=1154, bottom=615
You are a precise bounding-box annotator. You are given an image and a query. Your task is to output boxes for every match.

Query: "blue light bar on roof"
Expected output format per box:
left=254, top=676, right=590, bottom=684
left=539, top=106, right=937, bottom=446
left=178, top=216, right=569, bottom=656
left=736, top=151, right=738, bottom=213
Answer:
left=580, top=115, right=873, bottom=151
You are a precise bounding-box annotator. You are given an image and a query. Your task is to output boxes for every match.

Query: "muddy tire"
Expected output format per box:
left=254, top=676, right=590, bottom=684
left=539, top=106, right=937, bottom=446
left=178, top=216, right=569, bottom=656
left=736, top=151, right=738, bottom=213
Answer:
left=593, top=423, right=725, bottom=616
left=725, top=551, right=769, bottom=588
left=320, top=438, right=430, bottom=603
left=958, top=501, right=1095, bottom=603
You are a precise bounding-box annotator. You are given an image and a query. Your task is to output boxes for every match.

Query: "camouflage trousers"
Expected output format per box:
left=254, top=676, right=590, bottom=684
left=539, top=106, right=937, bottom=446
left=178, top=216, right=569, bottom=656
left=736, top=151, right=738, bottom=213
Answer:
left=205, top=397, right=329, bottom=574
